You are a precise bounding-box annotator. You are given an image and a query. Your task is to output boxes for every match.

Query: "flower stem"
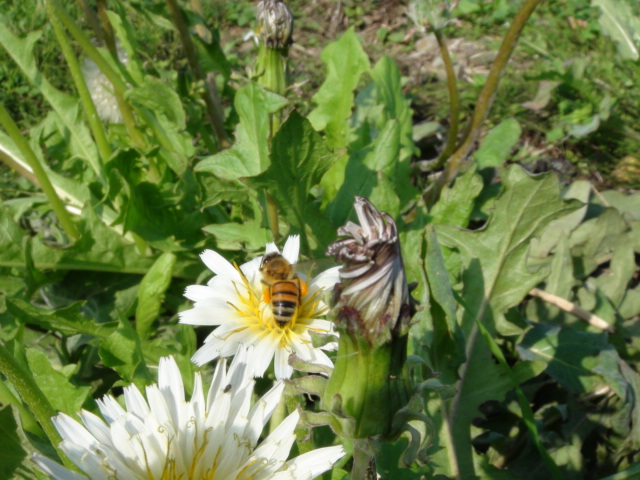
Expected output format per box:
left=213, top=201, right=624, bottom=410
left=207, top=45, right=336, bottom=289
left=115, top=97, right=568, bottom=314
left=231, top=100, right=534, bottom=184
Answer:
left=433, top=30, right=459, bottom=168
left=46, top=0, right=110, bottom=182
left=0, top=103, right=80, bottom=240
left=352, top=438, right=378, bottom=480
left=0, top=342, right=76, bottom=471
left=427, top=0, right=543, bottom=204
left=165, top=0, right=230, bottom=150
left=51, top=0, right=147, bottom=150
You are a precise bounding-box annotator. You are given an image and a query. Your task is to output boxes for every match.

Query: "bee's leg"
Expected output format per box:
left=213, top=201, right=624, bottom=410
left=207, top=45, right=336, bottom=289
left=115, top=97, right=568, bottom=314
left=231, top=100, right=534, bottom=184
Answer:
left=299, top=279, right=309, bottom=296
left=263, top=288, right=271, bottom=303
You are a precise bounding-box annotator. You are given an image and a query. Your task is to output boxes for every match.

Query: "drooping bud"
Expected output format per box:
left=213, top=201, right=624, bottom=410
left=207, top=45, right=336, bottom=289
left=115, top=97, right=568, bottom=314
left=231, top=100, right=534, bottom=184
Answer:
left=327, top=196, right=414, bottom=345
left=323, top=196, right=415, bottom=440
left=256, top=0, right=294, bottom=51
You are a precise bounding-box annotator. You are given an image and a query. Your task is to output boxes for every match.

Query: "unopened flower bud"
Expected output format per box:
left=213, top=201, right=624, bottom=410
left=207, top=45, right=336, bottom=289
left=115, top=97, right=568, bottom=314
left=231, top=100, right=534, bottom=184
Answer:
left=323, top=196, right=415, bottom=439
left=256, top=0, right=294, bottom=50
left=327, top=196, right=414, bottom=345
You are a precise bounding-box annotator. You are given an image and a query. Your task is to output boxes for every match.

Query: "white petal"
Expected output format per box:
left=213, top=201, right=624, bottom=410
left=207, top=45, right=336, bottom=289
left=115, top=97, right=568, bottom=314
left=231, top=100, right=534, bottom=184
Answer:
left=251, top=410, right=299, bottom=462
left=178, top=306, right=232, bottom=326
left=200, top=249, right=242, bottom=281
left=51, top=414, right=96, bottom=448
left=265, top=242, right=279, bottom=254
left=274, top=347, right=294, bottom=380
left=310, top=266, right=341, bottom=290
left=96, top=395, right=125, bottom=423
left=122, top=384, right=150, bottom=418
left=244, top=381, right=285, bottom=444
left=271, top=445, right=346, bottom=480
left=158, top=356, right=185, bottom=426
left=32, top=454, right=88, bottom=480
left=281, top=235, right=300, bottom=264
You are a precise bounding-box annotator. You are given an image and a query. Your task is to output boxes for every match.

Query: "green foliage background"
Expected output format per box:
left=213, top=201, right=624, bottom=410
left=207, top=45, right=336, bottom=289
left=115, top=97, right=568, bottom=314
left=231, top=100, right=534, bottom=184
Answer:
left=0, top=0, right=639, bottom=478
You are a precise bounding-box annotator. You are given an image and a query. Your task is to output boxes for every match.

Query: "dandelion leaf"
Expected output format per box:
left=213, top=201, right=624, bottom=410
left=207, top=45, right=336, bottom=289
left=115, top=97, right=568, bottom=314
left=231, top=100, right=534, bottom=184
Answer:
left=307, top=27, right=370, bottom=148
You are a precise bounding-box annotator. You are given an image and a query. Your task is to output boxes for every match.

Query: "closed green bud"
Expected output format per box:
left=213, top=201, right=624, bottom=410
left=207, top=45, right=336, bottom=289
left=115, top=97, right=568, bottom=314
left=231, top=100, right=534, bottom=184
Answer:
left=323, top=196, right=415, bottom=439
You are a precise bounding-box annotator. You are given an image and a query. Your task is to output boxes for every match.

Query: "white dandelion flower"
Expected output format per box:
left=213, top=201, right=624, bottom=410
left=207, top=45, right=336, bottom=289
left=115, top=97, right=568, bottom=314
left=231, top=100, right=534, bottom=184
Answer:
left=32, top=349, right=345, bottom=480
left=180, top=235, right=340, bottom=380
left=81, top=47, right=127, bottom=124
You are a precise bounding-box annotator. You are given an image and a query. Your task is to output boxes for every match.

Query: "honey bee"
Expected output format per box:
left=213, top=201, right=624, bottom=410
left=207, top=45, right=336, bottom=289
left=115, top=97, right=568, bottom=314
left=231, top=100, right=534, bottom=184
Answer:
left=260, top=253, right=308, bottom=328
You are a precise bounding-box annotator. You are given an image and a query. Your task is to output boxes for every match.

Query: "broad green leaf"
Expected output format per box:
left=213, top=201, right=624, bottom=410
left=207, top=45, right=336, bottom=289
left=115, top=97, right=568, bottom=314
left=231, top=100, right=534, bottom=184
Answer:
left=518, top=324, right=608, bottom=394
left=526, top=237, right=575, bottom=325
left=326, top=120, right=402, bottom=226
left=434, top=166, right=580, bottom=478
left=135, top=252, right=176, bottom=339
left=0, top=406, right=40, bottom=480
left=414, top=227, right=466, bottom=383
left=250, top=112, right=338, bottom=255
left=26, top=348, right=91, bottom=415
left=7, top=299, right=115, bottom=338
left=437, top=166, right=582, bottom=320
left=569, top=207, right=628, bottom=278
left=99, top=319, right=152, bottom=387
left=127, top=76, right=186, bottom=129
left=0, top=25, right=102, bottom=179
left=429, top=164, right=483, bottom=227
left=203, top=220, right=273, bottom=252
left=370, top=56, right=417, bottom=164
left=26, top=205, right=156, bottom=274
left=195, top=84, right=287, bottom=179
left=619, top=361, right=640, bottom=449
left=529, top=180, right=591, bottom=261
left=592, top=0, right=640, bottom=60
left=369, top=56, right=419, bottom=203
left=193, top=29, right=231, bottom=79
left=620, top=285, right=640, bottom=320
left=106, top=9, right=145, bottom=84
left=598, top=190, right=640, bottom=221
left=474, top=118, right=522, bottom=168
left=594, top=233, right=635, bottom=307
left=307, top=28, right=370, bottom=148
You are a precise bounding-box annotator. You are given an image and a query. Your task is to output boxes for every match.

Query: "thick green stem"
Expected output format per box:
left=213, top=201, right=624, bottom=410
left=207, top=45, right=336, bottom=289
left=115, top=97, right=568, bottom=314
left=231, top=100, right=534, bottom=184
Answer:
left=428, top=0, right=544, bottom=203
left=434, top=30, right=459, bottom=168
left=165, top=0, right=230, bottom=149
left=51, top=0, right=146, bottom=149
left=352, top=438, right=378, bottom=480
left=46, top=0, right=110, bottom=182
left=266, top=192, right=281, bottom=242
left=256, top=45, right=287, bottom=241
left=0, top=104, right=80, bottom=240
left=0, top=343, right=76, bottom=471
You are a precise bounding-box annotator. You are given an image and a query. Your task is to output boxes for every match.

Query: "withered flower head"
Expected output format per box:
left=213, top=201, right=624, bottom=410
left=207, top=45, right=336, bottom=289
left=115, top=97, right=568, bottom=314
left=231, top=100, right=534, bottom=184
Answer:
left=256, top=0, right=294, bottom=50
left=327, top=196, right=414, bottom=345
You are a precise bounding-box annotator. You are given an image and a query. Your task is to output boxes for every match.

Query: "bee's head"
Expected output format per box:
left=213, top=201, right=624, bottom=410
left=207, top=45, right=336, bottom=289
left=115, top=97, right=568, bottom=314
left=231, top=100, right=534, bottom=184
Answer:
left=260, top=253, right=294, bottom=280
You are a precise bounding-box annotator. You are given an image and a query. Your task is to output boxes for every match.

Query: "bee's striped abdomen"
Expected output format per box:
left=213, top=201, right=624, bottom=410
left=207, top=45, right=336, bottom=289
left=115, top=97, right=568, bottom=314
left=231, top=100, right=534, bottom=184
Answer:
left=271, top=280, right=300, bottom=328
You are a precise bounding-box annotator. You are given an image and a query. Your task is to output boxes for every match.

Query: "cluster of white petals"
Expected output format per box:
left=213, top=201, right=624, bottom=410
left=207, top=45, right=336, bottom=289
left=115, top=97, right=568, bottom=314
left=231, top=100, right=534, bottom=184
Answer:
left=81, top=47, right=127, bottom=124
left=180, top=235, right=340, bottom=380
left=33, top=348, right=344, bottom=480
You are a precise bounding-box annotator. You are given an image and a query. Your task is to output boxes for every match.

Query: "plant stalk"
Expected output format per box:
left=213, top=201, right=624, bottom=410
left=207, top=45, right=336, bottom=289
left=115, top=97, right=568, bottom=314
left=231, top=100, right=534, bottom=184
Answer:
left=352, top=438, right=378, bottom=480
left=51, top=0, right=146, bottom=149
left=0, top=342, right=76, bottom=471
left=165, top=0, right=230, bottom=149
left=427, top=0, right=544, bottom=204
left=46, top=0, right=111, bottom=181
left=433, top=30, right=460, bottom=168
left=0, top=103, right=80, bottom=240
